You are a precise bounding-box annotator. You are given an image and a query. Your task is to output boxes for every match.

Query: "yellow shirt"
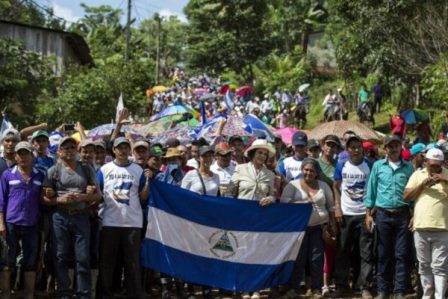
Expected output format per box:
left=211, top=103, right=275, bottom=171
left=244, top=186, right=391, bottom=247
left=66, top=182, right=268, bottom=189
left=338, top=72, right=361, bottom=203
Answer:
left=406, top=168, right=448, bottom=231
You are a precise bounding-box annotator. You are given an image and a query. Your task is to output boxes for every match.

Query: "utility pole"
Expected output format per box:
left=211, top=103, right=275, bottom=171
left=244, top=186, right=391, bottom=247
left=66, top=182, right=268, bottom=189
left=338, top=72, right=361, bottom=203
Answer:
left=125, top=0, right=132, bottom=61
left=155, top=13, right=161, bottom=84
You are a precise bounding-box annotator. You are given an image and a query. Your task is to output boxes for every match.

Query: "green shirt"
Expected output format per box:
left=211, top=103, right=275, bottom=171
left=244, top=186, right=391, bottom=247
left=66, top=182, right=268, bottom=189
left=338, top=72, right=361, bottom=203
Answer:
left=365, top=158, right=414, bottom=209
left=358, top=89, right=369, bottom=103
left=318, top=157, right=336, bottom=187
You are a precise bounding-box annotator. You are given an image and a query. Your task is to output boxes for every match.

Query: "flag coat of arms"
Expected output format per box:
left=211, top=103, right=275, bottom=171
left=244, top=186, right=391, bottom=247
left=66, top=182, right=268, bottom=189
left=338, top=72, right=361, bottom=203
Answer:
left=141, top=180, right=312, bottom=292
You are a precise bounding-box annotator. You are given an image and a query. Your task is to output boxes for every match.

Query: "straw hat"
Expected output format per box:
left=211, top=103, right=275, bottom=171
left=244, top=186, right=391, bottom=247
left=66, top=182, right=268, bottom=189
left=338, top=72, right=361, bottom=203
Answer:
left=244, top=139, right=275, bottom=158
left=163, top=148, right=182, bottom=159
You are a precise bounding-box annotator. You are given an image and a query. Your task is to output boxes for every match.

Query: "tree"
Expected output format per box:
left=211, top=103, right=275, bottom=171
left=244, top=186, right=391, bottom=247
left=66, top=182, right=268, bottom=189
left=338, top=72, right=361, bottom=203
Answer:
left=0, top=39, right=55, bottom=127
left=184, top=0, right=271, bottom=80
left=36, top=58, right=154, bottom=129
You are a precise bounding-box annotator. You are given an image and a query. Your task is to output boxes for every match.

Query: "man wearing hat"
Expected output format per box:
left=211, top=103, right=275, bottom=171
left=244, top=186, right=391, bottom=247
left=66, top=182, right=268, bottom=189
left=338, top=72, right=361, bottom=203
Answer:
left=211, top=143, right=236, bottom=196
left=307, top=139, right=321, bottom=159
left=365, top=135, right=414, bottom=299
left=94, top=141, right=108, bottom=169
left=31, top=130, right=55, bottom=172
left=404, top=148, right=448, bottom=299
left=410, top=143, right=426, bottom=170
left=228, top=135, right=246, bottom=165
left=42, top=136, right=101, bottom=299
left=0, top=128, right=21, bottom=175
left=318, top=135, right=341, bottom=184
left=78, top=139, right=97, bottom=169
left=0, top=142, right=45, bottom=298
left=332, top=135, right=374, bottom=298
left=278, top=131, right=308, bottom=181
left=96, top=137, right=150, bottom=299
left=157, top=147, right=184, bottom=186
left=132, top=140, right=150, bottom=170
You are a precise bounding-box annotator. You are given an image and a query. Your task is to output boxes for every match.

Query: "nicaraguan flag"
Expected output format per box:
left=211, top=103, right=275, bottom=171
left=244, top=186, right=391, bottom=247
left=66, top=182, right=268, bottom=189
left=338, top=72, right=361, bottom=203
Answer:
left=141, top=180, right=312, bottom=292
left=224, top=90, right=235, bottom=112
left=0, top=114, right=13, bottom=136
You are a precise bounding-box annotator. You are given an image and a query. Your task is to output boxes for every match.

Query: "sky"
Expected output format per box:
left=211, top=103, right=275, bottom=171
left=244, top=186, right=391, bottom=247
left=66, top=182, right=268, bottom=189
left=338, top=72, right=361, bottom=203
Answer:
left=36, top=0, right=189, bottom=24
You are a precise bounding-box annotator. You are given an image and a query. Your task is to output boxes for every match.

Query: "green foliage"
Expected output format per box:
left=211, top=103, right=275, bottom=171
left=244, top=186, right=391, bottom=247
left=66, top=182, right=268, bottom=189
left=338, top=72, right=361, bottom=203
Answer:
left=253, top=47, right=310, bottom=94
left=185, top=0, right=270, bottom=80
left=0, top=39, right=55, bottom=126
left=36, top=58, right=154, bottom=128
left=421, top=54, right=448, bottom=110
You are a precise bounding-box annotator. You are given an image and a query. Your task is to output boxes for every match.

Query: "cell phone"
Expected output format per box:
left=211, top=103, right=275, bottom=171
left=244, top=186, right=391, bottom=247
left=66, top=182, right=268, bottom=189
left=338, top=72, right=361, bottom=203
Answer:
left=64, top=124, right=75, bottom=132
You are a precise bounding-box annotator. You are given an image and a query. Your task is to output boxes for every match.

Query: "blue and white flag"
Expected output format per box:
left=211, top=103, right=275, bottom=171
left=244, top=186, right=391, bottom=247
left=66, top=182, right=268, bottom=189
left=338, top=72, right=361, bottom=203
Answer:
left=0, top=113, right=13, bottom=136
left=142, top=180, right=312, bottom=292
left=224, top=90, right=235, bottom=112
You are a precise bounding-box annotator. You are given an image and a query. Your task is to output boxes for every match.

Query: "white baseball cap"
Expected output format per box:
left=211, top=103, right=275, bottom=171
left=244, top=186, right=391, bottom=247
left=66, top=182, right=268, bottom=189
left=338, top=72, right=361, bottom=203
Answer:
left=425, top=148, right=444, bottom=161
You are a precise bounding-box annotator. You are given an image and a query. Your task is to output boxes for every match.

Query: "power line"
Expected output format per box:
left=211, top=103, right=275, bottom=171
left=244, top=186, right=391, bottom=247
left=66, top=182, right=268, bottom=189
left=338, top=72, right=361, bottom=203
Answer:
left=25, top=0, right=75, bottom=25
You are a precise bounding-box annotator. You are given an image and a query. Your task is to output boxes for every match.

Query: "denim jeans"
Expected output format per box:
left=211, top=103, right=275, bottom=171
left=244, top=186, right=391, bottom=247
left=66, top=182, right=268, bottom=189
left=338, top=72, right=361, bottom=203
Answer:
left=99, top=226, right=143, bottom=299
left=6, top=223, right=39, bottom=271
left=375, top=208, right=412, bottom=294
left=334, top=215, right=374, bottom=290
left=288, top=225, right=324, bottom=291
left=51, top=211, right=91, bottom=298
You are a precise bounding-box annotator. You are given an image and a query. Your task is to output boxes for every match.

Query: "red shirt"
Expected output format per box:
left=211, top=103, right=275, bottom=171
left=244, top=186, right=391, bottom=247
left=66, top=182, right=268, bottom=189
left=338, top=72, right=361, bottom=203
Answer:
left=390, top=116, right=407, bottom=137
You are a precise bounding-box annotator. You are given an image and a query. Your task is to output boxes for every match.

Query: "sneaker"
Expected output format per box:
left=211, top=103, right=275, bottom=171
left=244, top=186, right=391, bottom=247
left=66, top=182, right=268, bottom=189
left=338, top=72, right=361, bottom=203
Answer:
left=284, top=289, right=300, bottom=298
left=312, top=289, right=323, bottom=299
left=362, top=289, right=373, bottom=299
left=374, top=292, right=389, bottom=299
left=322, top=285, right=330, bottom=297
left=394, top=293, right=405, bottom=299
left=250, top=291, right=261, bottom=299
left=241, top=292, right=251, bottom=299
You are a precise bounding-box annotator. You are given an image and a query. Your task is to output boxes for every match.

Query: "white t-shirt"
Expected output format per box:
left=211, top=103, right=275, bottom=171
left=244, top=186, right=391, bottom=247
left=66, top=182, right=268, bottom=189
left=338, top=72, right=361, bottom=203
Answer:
left=181, top=170, right=220, bottom=196
left=334, top=159, right=371, bottom=215
left=279, top=156, right=304, bottom=181
left=97, top=161, right=145, bottom=228
left=211, top=161, right=236, bottom=196
left=186, top=158, right=199, bottom=169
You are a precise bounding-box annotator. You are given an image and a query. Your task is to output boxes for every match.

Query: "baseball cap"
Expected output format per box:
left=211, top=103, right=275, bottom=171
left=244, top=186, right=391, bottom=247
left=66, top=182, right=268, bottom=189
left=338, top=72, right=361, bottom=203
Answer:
left=113, top=137, right=131, bottom=148
left=410, top=143, right=426, bottom=156
left=228, top=135, right=243, bottom=145
left=15, top=141, right=33, bottom=153
left=346, top=135, right=362, bottom=147
left=31, top=130, right=49, bottom=141
left=425, top=148, right=444, bottom=161
left=2, top=128, right=20, bottom=141
left=79, top=139, right=96, bottom=148
left=164, top=138, right=180, bottom=149
left=384, top=135, right=402, bottom=147
left=58, top=136, right=77, bottom=149
left=95, top=140, right=107, bottom=149
left=425, top=143, right=440, bottom=151
left=362, top=141, right=378, bottom=153
left=323, top=135, right=342, bottom=148
left=215, top=143, right=232, bottom=155
left=133, top=140, right=150, bottom=150
left=307, top=139, right=320, bottom=149
left=199, top=145, right=214, bottom=156
left=149, top=145, right=164, bottom=157
left=292, top=131, right=308, bottom=146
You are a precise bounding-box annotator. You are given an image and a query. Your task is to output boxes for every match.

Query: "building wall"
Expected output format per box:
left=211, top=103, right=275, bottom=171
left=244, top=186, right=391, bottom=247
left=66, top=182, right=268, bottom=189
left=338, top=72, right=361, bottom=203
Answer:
left=0, top=23, right=81, bottom=75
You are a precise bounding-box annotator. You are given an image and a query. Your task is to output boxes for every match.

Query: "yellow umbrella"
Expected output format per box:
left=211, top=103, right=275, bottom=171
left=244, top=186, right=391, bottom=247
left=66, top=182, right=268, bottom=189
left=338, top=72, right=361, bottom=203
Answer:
left=152, top=85, right=168, bottom=93
left=71, top=131, right=90, bottom=142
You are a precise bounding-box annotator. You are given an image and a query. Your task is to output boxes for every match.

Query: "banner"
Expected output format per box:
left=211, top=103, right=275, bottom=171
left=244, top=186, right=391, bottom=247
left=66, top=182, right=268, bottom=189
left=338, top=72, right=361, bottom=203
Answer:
left=141, top=180, right=312, bottom=292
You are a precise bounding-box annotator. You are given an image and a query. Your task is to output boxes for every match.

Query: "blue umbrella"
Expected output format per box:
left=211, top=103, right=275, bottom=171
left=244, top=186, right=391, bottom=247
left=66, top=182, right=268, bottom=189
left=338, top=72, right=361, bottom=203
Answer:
left=150, top=104, right=199, bottom=121
left=400, top=109, right=429, bottom=125
left=243, top=114, right=275, bottom=141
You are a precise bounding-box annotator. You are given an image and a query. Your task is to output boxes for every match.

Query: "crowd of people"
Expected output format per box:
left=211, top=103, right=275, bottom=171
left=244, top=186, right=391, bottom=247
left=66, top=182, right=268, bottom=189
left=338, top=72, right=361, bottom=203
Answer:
left=0, top=68, right=446, bottom=299
left=0, top=105, right=447, bottom=299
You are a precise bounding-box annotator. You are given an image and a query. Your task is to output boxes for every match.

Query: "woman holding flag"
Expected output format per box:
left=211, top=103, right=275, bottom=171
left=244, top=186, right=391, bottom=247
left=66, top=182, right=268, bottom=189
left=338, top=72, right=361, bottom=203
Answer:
left=230, top=139, right=276, bottom=299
